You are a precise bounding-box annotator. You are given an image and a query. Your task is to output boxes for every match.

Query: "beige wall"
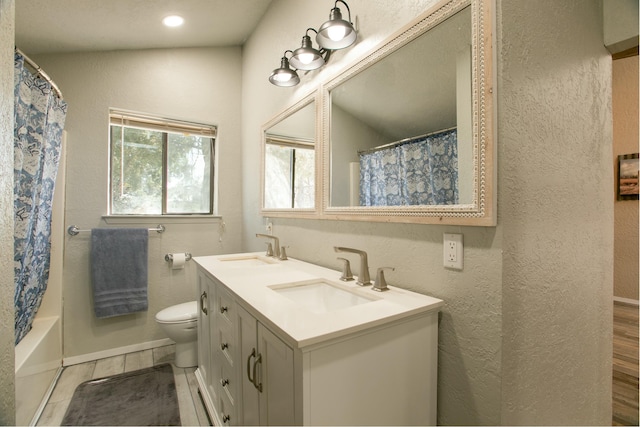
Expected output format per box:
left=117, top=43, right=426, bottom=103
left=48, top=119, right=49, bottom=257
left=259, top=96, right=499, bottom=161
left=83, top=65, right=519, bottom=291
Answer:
left=0, top=0, right=16, bottom=424
left=33, top=47, right=245, bottom=359
left=498, top=0, right=613, bottom=423
left=242, top=0, right=612, bottom=424
left=613, top=55, right=639, bottom=301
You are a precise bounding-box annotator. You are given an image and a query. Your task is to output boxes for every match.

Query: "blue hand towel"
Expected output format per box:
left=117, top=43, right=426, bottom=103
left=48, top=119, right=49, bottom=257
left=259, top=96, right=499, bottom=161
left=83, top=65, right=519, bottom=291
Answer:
left=90, top=228, right=148, bottom=318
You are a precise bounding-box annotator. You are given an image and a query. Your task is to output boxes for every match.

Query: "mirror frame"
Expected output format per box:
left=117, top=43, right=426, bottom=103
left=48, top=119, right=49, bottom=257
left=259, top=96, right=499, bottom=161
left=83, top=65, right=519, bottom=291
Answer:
left=321, top=0, right=495, bottom=225
left=260, top=92, right=321, bottom=218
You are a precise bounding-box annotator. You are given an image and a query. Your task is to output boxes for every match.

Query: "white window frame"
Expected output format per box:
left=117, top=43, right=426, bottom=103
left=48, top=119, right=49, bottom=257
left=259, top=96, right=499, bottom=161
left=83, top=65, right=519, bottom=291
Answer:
left=108, top=109, right=217, bottom=216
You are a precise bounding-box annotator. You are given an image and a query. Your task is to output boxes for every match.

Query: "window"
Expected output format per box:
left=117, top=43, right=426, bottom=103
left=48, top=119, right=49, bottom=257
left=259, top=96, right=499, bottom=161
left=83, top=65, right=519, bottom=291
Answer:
left=264, top=135, right=314, bottom=209
left=109, top=110, right=216, bottom=215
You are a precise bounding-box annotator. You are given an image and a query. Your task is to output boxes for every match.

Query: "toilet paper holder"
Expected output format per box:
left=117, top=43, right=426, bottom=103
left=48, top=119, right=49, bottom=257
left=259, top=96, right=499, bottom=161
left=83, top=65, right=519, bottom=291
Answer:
left=165, top=253, right=192, bottom=263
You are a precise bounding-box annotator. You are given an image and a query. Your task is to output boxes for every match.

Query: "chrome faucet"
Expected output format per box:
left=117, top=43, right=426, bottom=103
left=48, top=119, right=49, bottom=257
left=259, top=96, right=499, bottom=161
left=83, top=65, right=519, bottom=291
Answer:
left=334, top=247, right=371, bottom=286
left=373, top=267, right=395, bottom=292
left=256, top=234, right=280, bottom=258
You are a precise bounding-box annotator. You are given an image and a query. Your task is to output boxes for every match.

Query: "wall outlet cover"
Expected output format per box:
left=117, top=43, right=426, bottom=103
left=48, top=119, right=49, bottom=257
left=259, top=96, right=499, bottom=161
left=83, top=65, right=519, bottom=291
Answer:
left=443, top=233, right=463, bottom=270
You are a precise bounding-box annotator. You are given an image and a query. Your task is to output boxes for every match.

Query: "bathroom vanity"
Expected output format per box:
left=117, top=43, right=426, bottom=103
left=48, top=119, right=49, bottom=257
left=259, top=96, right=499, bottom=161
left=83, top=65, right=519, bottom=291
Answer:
left=193, top=253, right=443, bottom=426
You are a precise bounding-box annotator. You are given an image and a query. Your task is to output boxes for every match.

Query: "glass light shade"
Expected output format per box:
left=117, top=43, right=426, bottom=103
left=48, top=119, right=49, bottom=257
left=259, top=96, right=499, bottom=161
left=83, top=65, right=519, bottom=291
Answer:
left=290, top=35, right=325, bottom=70
left=316, top=7, right=356, bottom=50
left=269, top=57, right=300, bottom=87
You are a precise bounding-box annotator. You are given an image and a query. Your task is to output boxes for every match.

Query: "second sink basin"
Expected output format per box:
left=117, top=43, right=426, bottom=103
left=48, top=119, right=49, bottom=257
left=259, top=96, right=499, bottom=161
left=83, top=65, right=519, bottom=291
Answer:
left=218, top=254, right=278, bottom=267
left=269, top=279, right=377, bottom=313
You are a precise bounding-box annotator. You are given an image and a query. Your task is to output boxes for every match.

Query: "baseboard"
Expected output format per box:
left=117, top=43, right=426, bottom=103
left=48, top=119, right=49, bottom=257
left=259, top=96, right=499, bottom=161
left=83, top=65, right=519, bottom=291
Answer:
left=63, top=338, right=174, bottom=366
left=614, top=296, right=639, bottom=306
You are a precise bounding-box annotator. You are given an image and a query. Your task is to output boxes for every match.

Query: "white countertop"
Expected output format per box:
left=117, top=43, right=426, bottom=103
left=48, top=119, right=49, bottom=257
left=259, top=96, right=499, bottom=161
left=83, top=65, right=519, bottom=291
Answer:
left=194, top=252, right=444, bottom=349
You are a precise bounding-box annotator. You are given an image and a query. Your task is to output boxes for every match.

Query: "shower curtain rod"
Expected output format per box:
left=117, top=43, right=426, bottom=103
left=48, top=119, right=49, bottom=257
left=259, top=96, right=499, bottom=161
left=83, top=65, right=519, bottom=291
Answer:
left=15, top=47, right=64, bottom=100
left=357, top=126, right=457, bottom=155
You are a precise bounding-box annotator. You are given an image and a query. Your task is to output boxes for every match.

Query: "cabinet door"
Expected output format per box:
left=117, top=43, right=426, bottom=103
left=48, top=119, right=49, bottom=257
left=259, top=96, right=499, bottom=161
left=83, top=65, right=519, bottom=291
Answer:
left=237, top=305, right=295, bottom=426
left=238, top=306, right=259, bottom=426
left=257, top=323, right=295, bottom=426
left=197, top=271, right=218, bottom=404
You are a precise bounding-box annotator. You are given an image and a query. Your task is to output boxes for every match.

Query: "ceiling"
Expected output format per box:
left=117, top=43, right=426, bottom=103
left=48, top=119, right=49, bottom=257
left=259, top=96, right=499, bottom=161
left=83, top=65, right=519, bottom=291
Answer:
left=15, top=0, right=273, bottom=55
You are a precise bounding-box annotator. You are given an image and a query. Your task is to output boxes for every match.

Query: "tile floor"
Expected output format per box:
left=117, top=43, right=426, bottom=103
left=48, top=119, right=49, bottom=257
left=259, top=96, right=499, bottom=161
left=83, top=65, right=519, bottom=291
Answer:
left=36, top=345, right=211, bottom=426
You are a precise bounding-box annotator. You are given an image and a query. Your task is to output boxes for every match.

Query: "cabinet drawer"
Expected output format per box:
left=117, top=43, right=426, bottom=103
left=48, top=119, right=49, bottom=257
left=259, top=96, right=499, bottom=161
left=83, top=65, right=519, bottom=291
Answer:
left=219, top=360, right=236, bottom=404
left=219, top=387, right=236, bottom=426
left=217, top=322, right=235, bottom=366
left=216, top=285, right=235, bottom=326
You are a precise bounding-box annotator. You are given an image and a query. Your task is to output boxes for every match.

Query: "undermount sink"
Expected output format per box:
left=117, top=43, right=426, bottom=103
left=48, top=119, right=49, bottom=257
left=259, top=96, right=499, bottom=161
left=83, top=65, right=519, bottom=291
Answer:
left=269, top=279, right=377, bottom=313
left=218, top=255, right=278, bottom=267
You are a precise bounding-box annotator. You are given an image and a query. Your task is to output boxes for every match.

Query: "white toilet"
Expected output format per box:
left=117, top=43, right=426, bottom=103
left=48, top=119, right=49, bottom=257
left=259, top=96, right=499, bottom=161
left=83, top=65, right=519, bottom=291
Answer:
left=155, top=301, right=198, bottom=368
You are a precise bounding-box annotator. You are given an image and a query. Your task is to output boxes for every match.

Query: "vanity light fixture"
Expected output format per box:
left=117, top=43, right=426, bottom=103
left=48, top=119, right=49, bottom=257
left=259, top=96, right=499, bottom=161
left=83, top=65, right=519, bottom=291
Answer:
left=269, top=51, right=300, bottom=87
left=162, top=15, right=184, bottom=27
left=289, top=28, right=326, bottom=71
left=316, top=0, right=356, bottom=50
left=268, top=0, right=356, bottom=87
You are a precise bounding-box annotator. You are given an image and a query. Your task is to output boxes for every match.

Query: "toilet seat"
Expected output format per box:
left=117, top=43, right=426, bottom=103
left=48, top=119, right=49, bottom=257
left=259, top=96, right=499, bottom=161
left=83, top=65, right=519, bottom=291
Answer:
left=155, top=301, right=198, bottom=324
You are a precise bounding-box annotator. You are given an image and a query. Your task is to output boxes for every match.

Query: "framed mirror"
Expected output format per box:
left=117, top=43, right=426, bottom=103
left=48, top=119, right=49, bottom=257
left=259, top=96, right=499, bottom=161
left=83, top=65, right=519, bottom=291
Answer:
left=261, top=93, right=319, bottom=217
left=322, top=0, right=495, bottom=225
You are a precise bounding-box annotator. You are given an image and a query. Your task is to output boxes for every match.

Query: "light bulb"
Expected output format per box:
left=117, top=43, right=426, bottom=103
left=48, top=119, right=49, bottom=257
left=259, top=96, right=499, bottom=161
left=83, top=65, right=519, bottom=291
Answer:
left=327, top=26, right=347, bottom=41
left=298, top=53, right=315, bottom=64
left=274, top=73, right=292, bottom=83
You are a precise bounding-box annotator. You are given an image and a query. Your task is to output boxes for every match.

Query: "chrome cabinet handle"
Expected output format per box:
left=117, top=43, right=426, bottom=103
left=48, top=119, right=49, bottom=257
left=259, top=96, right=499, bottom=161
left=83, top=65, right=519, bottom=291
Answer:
left=246, top=348, right=263, bottom=392
left=200, top=291, right=208, bottom=315
left=247, top=348, right=256, bottom=385
left=252, top=352, right=263, bottom=392
left=221, top=343, right=228, bottom=351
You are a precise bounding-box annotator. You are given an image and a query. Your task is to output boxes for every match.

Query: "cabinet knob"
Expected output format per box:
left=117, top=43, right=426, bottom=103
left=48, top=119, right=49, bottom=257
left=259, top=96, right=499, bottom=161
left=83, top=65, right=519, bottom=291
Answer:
left=221, top=378, right=229, bottom=387
left=220, top=306, right=228, bottom=314
left=222, top=414, right=231, bottom=423
left=221, top=343, right=228, bottom=351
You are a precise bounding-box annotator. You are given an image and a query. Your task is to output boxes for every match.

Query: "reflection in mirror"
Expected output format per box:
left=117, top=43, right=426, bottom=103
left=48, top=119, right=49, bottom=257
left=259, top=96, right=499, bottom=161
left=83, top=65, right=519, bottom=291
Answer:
left=329, top=5, right=473, bottom=208
left=263, top=99, right=316, bottom=210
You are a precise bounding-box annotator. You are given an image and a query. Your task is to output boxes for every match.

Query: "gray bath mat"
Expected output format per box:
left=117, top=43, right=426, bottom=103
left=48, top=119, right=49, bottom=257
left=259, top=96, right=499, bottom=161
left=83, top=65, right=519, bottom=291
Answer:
left=61, top=363, right=181, bottom=426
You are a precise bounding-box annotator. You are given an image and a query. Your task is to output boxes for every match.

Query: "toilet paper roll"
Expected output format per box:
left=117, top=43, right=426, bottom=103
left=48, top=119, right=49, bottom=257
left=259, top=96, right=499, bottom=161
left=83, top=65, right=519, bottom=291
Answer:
left=171, top=253, right=186, bottom=270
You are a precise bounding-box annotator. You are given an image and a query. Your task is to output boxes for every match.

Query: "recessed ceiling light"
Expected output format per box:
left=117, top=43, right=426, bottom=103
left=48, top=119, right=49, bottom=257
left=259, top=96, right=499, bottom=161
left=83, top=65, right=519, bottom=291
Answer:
left=162, top=15, right=184, bottom=27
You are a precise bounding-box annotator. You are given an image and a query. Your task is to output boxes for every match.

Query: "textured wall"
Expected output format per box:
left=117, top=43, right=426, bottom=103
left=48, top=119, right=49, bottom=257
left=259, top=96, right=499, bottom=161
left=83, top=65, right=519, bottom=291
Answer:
left=0, top=0, right=16, bottom=424
left=242, top=0, right=613, bottom=424
left=34, top=48, right=245, bottom=359
left=498, top=0, right=613, bottom=424
left=613, top=55, right=639, bottom=301
left=242, top=0, right=503, bottom=424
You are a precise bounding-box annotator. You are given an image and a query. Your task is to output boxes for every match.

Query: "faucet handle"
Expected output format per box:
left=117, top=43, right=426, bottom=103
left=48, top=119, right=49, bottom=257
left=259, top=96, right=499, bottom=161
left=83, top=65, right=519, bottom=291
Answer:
left=373, top=267, right=395, bottom=292
left=337, top=257, right=354, bottom=281
left=265, top=242, right=274, bottom=257
left=279, top=246, right=288, bottom=261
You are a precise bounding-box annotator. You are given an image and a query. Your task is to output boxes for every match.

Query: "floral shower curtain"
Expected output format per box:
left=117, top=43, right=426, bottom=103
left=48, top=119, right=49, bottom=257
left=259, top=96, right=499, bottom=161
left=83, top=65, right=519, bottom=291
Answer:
left=14, top=50, right=67, bottom=345
left=359, top=128, right=459, bottom=206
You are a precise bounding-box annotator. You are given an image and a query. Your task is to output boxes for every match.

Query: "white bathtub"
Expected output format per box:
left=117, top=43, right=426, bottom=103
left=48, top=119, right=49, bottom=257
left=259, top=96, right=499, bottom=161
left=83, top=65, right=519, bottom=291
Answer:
left=14, top=316, right=62, bottom=426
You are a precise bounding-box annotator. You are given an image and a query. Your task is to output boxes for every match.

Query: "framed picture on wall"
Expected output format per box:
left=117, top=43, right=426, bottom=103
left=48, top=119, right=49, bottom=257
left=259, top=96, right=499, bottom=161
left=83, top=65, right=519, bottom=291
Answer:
left=617, top=153, right=639, bottom=200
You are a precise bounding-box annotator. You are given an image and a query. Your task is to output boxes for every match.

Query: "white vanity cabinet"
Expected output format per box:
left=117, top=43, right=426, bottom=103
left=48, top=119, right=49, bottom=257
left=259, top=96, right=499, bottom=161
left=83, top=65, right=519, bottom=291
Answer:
left=194, top=254, right=443, bottom=426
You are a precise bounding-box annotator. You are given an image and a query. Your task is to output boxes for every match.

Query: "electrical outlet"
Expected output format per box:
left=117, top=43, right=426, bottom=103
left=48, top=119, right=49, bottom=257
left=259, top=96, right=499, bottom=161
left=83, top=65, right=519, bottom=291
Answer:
left=443, top=233, right=463, bottom=270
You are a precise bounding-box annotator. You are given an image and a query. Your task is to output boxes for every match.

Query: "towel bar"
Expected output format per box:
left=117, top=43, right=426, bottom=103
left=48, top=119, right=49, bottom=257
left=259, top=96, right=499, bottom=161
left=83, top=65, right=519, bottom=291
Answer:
left=67, top=224, right=165, bottom=236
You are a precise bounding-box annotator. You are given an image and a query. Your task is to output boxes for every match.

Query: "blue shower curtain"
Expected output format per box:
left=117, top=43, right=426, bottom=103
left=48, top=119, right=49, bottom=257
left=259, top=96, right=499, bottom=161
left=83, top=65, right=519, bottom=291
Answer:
left=13, top=51, right=67, bottom=345
left=359, top=128, right=459, bottom=206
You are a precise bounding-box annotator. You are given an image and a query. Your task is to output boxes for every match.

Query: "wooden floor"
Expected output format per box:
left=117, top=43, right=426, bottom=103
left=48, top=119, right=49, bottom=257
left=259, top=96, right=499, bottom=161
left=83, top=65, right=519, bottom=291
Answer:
left=613, top=301, right=639, bottom=426
left=36, top=344, right=211, bottom=426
